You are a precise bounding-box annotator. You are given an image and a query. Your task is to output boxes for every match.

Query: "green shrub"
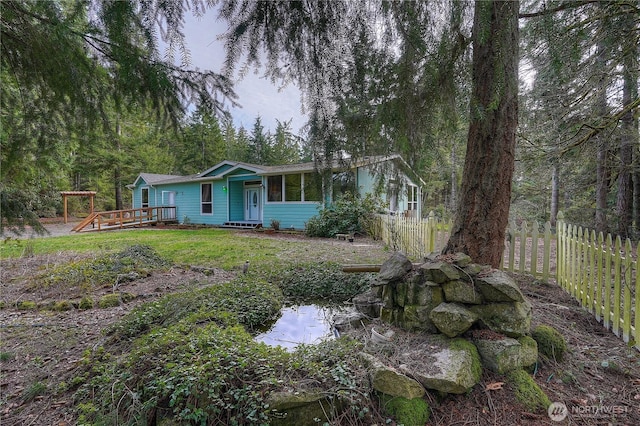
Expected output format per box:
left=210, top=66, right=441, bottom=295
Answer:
left=76, top=325, right=366, bottom=426
left=38, top=244, right=170, bottom=290
left=80, top=323, right=285, bottom=424
left=22, top=381, right=47, bottom=403
left=507, top=369, right=551, bottom=413
left=0, top=352, right=14, bottom=362
left=78, top=296, right=94, bottom=310
left=532, top=325, right=567, bottom=362
left=98, top=294, right=121, bottom=308
left=305, top=192, right=384, bottom=238
left=17, top=300, right=37, bottom=310
left=53, top=300, right=74, bottom=311
left=108, top=276, right=283, bottom=340
left=271, top=261, right=372, bottom=302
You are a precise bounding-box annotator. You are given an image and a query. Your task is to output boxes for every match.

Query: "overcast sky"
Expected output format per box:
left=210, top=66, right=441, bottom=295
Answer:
left=180, top=10, right=307, bottom=136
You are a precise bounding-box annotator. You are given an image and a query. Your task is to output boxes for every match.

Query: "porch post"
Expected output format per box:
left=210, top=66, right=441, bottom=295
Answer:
left=63, top=193, right=68, bottom=224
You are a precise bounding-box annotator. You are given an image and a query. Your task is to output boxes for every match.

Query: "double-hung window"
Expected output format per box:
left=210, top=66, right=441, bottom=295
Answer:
left=201, top=183, right=213, bottom=214
left=141, top=188, right=149, bottom=208
left=407, top=185, right=418, bottom=211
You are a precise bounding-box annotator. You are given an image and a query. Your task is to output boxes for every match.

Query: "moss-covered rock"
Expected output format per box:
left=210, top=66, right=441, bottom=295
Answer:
left=361, top=353, right=425, bottom=399
left=429, top=303, right=478, bottom=337
left=474, top=336, right=538, bottom=374
left=442, top=280, right=484, bottom=304
left=532, top=325, right=567, bottom=362
left=475, top=270, right=526, bottom=302
left=380, top=395, right=430, bottom=426
left=402, top=304, right=438, bottom=333
left=378, top=252, right=413, bottom=283
left=469, top=301, right=532, bottom=337
left=399, top=336, right=481, bottom=394
left=518, top=336, right=539, bottom=368
left=507, top=369, right=551, bottom=413
left=420, top=261, right=460, bottom=283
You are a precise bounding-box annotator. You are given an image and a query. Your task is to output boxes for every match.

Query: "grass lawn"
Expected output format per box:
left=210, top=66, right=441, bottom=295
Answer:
left=1, top=228, right=390, bottom=270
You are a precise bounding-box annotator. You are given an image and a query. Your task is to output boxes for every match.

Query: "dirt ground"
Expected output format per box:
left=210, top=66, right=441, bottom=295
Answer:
left=1, top=225, right=639, bottom=425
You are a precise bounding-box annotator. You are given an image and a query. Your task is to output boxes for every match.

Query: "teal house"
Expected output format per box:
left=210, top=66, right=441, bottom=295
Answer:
left=127, top=154, right=424, bottom=230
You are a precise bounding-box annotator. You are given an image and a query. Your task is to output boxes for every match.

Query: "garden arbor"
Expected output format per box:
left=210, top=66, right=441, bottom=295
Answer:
left=60, top=191, right=96, bottom=224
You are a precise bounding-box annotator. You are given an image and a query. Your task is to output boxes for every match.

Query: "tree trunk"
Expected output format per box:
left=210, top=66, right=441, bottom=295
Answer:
left=594, top=26, right=610, bottom=235
left=442, top=0, right=519, bottom=268
left=615, top=10, right=638, bottom=240
left=114, top=167, right=123, bottom=210
left=114, top=120, right=123, bottom=211
left=615, top=58, right=636, bottom=239
left=550, top=163, right=559, bottom=227
left=449, top=144, right=457, bottom=214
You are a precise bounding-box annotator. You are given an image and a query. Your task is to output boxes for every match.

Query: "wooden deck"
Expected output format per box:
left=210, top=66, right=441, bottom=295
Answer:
left=72, top=207, right=177, bottom=232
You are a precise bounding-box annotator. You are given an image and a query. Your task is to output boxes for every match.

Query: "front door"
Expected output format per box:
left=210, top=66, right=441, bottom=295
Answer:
left=245, top=187, right=261, bottom=221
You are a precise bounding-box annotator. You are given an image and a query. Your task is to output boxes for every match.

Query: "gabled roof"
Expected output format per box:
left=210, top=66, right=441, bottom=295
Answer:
left=129, top=154, right=425, bottom=187
left=128, top=173, right=185, bottom=188
left=199, top=160, right=265, bottom=177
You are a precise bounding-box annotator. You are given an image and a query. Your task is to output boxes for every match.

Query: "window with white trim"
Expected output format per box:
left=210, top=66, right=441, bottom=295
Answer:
left=201, top=183, right=212, bottom=214
left=267, top=173, right=322, bottom=202
left=408, top=185, right=418, bottom=211
left=141, top=187, right=149, bottom=208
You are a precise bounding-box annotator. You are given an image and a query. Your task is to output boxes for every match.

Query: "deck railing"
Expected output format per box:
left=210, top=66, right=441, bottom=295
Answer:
left=72, top=206, right=177, bottom=232
left=370, top=211, right=639, bottom=350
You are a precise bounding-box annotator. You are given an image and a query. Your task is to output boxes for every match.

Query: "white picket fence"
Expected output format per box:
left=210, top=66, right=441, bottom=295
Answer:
left=370, top=211, right=639, bottom=350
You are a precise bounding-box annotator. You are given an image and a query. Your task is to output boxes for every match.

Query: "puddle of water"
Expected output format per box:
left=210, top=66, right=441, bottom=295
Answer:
left=255, top=305, right=337, bottom=351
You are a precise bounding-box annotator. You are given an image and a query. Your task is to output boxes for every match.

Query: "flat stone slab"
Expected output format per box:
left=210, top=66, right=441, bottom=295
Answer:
left=396, top=335, right=481, bottom=394
left=360, top=353, right=425, bottom=399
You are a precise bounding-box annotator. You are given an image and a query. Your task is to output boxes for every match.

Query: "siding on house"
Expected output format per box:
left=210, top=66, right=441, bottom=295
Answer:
left=228, top=180, right=245, bottom=221
left=128, top=155, right=423, bottom=229
left=263, top=202, right=321, bottom=229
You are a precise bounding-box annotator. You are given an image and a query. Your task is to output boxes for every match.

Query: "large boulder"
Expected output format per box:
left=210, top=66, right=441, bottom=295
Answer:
left=475, top=270, right=525, bottom=303
left=378, top=252, right=413, bottom=283
left=469, top=301, right=532, bottom=337
left=429, top=303, right=478, bottom=337
left=397, top=336, right=481, bottom=394
left=360, top=353, right=425, bottom=399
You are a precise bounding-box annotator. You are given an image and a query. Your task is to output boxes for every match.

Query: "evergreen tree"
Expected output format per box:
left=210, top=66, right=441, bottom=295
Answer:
left=178, top=107, right=226, bottom=174
left=248, top=116, right=270, bottom=165
left=269, top=120, right=301, bottom=165
left=1, top=0, right=236, bottom=234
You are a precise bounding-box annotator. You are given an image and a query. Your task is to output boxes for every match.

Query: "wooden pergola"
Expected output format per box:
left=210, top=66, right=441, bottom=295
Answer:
left=60, top=191, right=97, bottom=224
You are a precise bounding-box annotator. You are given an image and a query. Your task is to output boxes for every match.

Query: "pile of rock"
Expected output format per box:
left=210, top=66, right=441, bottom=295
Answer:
left=352, top=251, right=539, bottom=395
left=268, top=252, right=544, bottom=425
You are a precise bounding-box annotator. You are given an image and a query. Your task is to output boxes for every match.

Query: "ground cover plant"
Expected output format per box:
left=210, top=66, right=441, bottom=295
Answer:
left=1, top=225, right=639, bottom=425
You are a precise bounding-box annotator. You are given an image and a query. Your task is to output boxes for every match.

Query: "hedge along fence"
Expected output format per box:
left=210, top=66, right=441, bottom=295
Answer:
left=371, top=211, right=639, bottom=351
